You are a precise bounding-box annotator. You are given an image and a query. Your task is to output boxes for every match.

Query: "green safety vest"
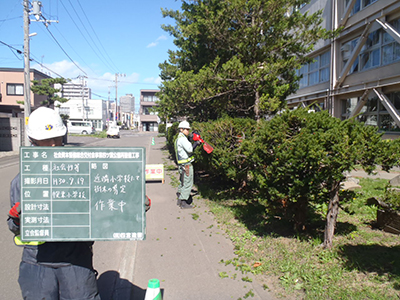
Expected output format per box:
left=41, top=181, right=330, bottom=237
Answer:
left=175, top=133, right=194, bottom=165
left=14, top=236, right=45, bottom=246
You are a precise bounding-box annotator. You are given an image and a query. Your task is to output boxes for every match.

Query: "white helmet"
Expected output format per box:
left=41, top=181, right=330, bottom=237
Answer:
left=27, top=107, right=67, bottom=140
left=178, top=121, right=190, bottom=129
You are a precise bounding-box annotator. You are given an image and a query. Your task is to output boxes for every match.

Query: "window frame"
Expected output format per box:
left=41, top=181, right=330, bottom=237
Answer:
left=297, top=50, right=331, bottom=89
left=7, top=83, right=24, bottom=96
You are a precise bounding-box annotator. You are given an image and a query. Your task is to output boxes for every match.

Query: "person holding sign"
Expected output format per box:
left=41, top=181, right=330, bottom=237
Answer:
left=174, top=121, right=201, bottom=209
left=7, top=107, right=100, bottom=300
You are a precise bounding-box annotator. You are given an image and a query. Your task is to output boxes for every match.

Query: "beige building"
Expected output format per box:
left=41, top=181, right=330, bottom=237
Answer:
left=288, top=0, right=400, bottom=137
left=0, top=68, right=51, bottom=117
left=139, top=89, right=159, bottom=131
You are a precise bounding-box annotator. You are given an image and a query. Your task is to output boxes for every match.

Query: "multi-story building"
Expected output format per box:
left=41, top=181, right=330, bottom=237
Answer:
left=58, top=99, right=107, bottom=131
left=0, top=67, right=51, bottom=117
left=120, top=93, right=135, bottom=128
left=61, top=81, right=91, bottom=102
left=139, top=89, right=160, bottom=131
left=288, top=0, right=400, bottom=137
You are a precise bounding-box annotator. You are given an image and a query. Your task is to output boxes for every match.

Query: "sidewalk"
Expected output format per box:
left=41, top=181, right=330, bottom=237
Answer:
left=132, top=135, right=275, bottom=300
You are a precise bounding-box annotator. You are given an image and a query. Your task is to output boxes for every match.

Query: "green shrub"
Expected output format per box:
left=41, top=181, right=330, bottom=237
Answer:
left=166, top=122, right=179, bottom=161
left=382, top=186, right=400, bottom=211
left=158, top=123, right=166, bottom=134
left=192, top=117, right=256, bottom=189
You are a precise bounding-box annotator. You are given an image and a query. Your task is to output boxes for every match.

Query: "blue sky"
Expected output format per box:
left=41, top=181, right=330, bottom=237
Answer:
left=0, top=0, right=182, bottom=112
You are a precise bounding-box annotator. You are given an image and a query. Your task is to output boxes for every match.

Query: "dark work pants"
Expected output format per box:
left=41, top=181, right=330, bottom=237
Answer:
left=18, top=261, right=100, bottom=300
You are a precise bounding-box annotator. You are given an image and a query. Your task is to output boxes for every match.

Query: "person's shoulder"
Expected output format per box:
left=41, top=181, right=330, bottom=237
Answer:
left=11, top=173, right=20, bottom=187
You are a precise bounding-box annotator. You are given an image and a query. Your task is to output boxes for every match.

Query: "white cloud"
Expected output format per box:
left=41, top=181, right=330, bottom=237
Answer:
left=32, top=60, right=84, bottom=79
left=146, top=42, right=157, bottom=48
left=143, top=76, right=162, bottom=85
left=146, top=35, right=168, bottom=48
left=31, top=60, right=141, bottom=98
left=156, top=35, right=167, bottom=41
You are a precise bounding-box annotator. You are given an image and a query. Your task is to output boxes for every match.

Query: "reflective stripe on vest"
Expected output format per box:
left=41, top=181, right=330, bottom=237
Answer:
left=14, top=236, right=45, bottom=246
left=177, top=156, right=194, bottom=165
left=175, top=133, right=194, bottom=165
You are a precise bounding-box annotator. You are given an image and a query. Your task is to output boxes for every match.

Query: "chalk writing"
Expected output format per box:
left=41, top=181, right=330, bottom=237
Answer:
left=20, top=147, right=146, bottom=241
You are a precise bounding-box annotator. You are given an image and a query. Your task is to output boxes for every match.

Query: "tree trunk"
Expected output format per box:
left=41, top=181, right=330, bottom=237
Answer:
left=293, top=196, right=308, bottom=232
left=254, top=90, right=260, bottom=122
left=323, top=181, right=340, bottom=249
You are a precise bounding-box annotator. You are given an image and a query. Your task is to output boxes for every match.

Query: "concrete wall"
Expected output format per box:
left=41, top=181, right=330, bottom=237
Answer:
left=0, top=117, right=24, bottom=151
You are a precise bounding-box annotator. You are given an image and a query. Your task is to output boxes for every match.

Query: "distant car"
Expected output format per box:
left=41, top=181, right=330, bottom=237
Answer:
left=107, top=125, right=120, bottom=138
left=67, top=121, right=95, bottom=135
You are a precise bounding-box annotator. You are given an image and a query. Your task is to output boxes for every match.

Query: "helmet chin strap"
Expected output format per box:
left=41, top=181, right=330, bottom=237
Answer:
left=29, top=138, right=38, bottom=146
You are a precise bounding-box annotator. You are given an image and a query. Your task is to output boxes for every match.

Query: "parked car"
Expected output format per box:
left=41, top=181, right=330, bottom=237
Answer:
left=67, top=121, right=95, bottom=135
left=107, top=125, right=120, bottom=138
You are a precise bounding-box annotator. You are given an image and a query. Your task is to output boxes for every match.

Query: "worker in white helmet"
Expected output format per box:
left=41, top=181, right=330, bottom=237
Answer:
left=174, top=121, right=201, bottom=209
left=7, top=107, right=100, bottom=300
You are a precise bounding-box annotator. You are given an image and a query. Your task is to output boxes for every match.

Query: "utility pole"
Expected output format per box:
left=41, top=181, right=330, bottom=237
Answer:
left=78, top=75, right=88, bottom=121
left=108, top=85, right=114, bottom=125
left=23, top=0, right=58, bottom=145
left=23, top=0, right=31, bottom=127
left=114, top=73, right=125, bottom=123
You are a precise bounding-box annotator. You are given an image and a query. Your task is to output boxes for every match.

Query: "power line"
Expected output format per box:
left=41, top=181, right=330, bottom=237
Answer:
left=69, top=0, right=118, bottom=72
left=59, top=0, right=118, bottom=73
left=0, top=0, right=21, bottom=30
left=0, top=37, right=77, bottom=79
left=45, top=26, right=87, bottom=75
left=91, top=92, right=109, bottom=100
left=0, top=16, right=22, bottom=22
left=0, top=40, right=23, bottom=60
left=75, top=0, right=120, bottom=72
left=88, top=77, right=160, bottom=86
left=52, top=26, right=98, bottom=75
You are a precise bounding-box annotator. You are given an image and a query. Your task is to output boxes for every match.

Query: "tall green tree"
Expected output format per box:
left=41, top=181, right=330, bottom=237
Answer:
left=31, top=77, right=69, bottom=107
left=157, top=0, right=332, bottom=122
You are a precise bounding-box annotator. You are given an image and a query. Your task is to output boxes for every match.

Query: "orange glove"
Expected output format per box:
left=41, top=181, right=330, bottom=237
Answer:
left=8, top=202, right=21, bottom=225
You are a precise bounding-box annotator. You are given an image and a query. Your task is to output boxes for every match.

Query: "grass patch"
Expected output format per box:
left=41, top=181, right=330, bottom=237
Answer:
left=202, top=177, right=400, bottom=299
left=161, top=138, right=400, bottom=298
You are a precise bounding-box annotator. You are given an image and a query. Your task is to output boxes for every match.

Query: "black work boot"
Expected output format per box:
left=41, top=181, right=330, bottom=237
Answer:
left=180, top=200, right=193, bottom=209
left=176, top=192, right=181, bottom=206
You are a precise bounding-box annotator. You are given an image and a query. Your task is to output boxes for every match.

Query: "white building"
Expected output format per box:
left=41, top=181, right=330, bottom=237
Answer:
left=61, top=82, right=91, bottom=101
left=58, top=99, right=107, bottom=131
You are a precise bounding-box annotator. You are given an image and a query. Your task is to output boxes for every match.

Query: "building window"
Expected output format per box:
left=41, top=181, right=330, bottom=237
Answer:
left=345, top=0, right=378, bottom=16
left=360, top=30, right=380, bottom=71
left=297, top=50, right=330, bottom=89
left=299, top=65, right=308, bottom=89
left=142, top=106, right=156, bottom=115
left=7, top=83, right=24, bottom=96
left=342, top=92, right=400, bottom=132
left=143, top=94, right=159, bottom=102
left=382, top=18, right=400, bottom=65
left=342, top=18, right=400, bottom=75
left=59, top=107, right=70, bottom=115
